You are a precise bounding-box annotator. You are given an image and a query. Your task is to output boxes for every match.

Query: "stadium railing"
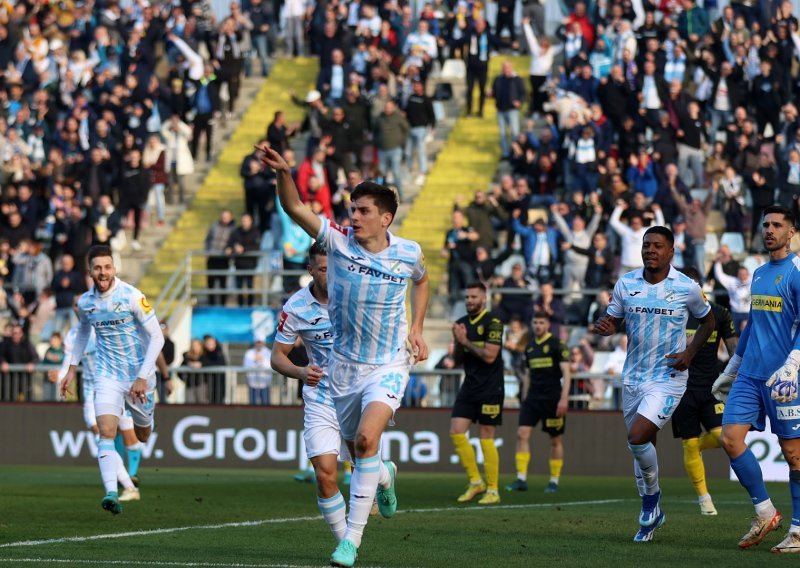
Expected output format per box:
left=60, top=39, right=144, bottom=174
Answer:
left=2, top=364, right=622, bottom=410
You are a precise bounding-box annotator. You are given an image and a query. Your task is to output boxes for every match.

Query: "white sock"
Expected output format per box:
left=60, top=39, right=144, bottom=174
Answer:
left=378, top=460, right=391, bottom=489
left=97, top=438, right=118, bottom=493
left=318, top=492, right=347, bottom=542
left=633, top=461, right=645, bottom=497
left=755, top=498, right=776, bottom=519
left=629, top=442, right=660, bottom=495
left=549, top=477, right=559, bottom=484
left=344, top=454, right=381, bottom=548
left=116, top=452, right=135, bottom=490
left=699, top=494, right=711, bottom=503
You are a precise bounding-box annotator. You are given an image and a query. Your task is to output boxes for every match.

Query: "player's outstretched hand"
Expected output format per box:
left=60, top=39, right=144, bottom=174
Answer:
left=302, top=365, right=324, bottom=387
left=766, top=352, right=800, bottom=403
left=257, top=145, right=290, bottom=173
left=711, top=372, right=735, bottom=402
left=666, top=350, right=692, bottom=371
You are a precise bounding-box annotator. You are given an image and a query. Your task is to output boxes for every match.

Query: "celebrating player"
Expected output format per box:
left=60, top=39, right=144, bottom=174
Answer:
left=672, top=267, right=737, bottom=516
left=271, top=242, right=354, bottom=541
left=262, top=146, right=429, bottom=568
left=450, top=282, right=505, bottom=504
left=712, top=205, right=800, bottom=552
left=51, top=324, right=140, bottom=501
left=59, top=245, right=164, bottom=515
left=506, top=312, right=571, bottom=494
left=593, top=226, right=714, bottom=542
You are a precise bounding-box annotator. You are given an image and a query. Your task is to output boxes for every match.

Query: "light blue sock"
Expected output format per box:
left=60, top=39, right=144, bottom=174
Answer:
left=731, top=449, right=770, bottom=506
left=126, top=442, right=142, bottom=477
left=114, top=434, right=125, bottom=459
left=318, top=491, right=347, bottom=542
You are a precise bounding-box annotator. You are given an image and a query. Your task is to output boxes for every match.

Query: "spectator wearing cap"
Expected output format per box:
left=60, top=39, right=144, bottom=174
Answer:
left=294, top=88, right=328, bottom=157
left=244, top=336, right=272, bottom=405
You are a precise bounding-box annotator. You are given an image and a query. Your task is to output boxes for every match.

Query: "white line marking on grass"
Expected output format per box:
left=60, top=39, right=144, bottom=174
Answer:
left=0, top=561, right=321, bottom=568
left=0, top=499, right=625, bottom=550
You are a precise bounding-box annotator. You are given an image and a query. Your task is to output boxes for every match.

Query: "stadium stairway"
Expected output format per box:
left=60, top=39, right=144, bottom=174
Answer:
left=396, top=56, right=529, bottom=316
left=132, top=58, right=319, bottom=302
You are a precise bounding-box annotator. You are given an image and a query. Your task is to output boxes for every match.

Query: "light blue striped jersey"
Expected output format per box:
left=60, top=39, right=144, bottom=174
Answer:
left=316, top=218, right=426, bottom=365
left=737, top=254, right=800, bottom=380
left=75, top=277, right=158, bottom=382
left=607, top=266, right=711, bottom=385
left=274, top=284, right=334, bottom=407
left=65, top=325, right=97, bottom=385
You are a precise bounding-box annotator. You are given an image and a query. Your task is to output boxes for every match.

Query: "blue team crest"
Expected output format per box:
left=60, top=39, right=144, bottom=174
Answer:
left=664, top=290, right=676, bottom=302
left=775, top=274, right=783, bottom=285
left=113, top=302, right=125, bottom=313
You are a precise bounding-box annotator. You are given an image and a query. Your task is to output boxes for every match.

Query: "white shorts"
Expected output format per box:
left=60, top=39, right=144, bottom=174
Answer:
left=304, top=395, right=349, bottom=460
left=94, top=376, right=156, bottom=429
left=329, top=353, right=409, bottom=441
left=622, top=380, right=686, bottom=431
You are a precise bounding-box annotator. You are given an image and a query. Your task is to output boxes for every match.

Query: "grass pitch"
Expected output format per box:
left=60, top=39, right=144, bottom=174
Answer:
left=0, top=465, right=797, bottom=567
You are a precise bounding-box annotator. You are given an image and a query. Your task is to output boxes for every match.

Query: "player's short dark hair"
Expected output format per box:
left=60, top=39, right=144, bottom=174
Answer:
left=351, top=181, right=399, bottom=220
left=465, top=282, right=486, bottom=293
left=763, top=205, right=796, bottom=227
left=308, top=242, right=327, bottom=263
left=679, top=266, right=701, bottom=284
left=533, top=311, right=551, bottom=321
left=88, top=245, right=113, bottom=265
left=644, top=225, right=675, bottom=246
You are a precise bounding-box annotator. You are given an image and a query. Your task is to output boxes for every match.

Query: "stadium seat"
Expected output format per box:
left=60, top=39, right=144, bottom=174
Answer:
left=704, top=232, right=720, bottom=257
left=440, top=59, right=466, bottom=80
left=720, top=232, right=746, bottom=255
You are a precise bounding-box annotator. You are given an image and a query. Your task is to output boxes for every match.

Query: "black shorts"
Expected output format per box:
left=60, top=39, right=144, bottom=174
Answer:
left=452, top=394, right=504, bottom=425
left=519, top=397, right=565, bottom=437
left=671, top=388, right=725, bottom=439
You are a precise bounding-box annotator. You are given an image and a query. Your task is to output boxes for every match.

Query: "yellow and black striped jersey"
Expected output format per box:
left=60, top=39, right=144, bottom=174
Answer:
left=525, top=333, right=568, bottom=400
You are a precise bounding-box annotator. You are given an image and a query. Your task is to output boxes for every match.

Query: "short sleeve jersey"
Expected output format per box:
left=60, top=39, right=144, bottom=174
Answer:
left=274, top=284, right=334, bottom=407
left=607, top=267, right=711, bottom=385
left=457, top=309, right=505, bottom=400
left=75, top=278, right=157, bottom=382
left=525, top=333, right=569, bottom=400
left=316, top=218, right=425, bottom=365
left=739, top=254, right=800, bottom=380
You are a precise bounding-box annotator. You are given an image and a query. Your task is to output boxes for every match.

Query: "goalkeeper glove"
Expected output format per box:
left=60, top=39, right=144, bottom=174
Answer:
left=765, top=350, right=800, bottom=404
left=712, top=353, right=741, bottom=403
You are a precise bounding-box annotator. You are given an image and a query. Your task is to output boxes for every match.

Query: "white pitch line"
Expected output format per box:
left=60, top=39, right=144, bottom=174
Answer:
left=0, top=561, right=322, bottom=568
left=0, top=499, right=625, bottom=550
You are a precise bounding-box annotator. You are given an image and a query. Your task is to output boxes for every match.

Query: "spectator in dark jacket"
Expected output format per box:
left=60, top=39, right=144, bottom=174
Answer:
left=51, top=254, right=84, bottom=335
left=201, top=335, right=227, bottom=404
left=225, top=214, right=262, bottom=306
left=119, top=149, right=151, bottom=251
left=491, top=60, right=526, bottom=159
left=0, top=323, right=38, bottom=401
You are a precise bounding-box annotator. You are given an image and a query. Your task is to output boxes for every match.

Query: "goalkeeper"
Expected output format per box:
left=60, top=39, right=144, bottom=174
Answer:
left=712, top=205, right=800, bottom=554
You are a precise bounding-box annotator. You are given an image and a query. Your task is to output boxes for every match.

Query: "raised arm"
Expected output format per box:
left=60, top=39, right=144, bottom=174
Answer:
left=259, top=146, right=321, bottom=239
left=714, top=261, right=738, bottom=290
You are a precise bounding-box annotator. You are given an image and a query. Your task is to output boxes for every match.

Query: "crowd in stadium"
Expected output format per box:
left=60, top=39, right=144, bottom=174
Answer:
left=1, top=0, right=798, bottom=406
